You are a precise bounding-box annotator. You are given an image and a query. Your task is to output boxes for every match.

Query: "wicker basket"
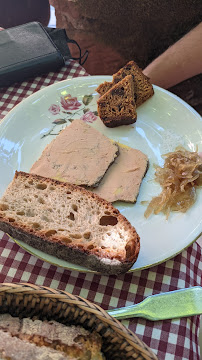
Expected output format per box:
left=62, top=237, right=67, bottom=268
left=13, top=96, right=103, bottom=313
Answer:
left=0, top=283, right=157, bottom=360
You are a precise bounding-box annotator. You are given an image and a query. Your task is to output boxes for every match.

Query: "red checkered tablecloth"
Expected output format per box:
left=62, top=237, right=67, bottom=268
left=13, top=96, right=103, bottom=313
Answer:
left=0, top=60, right=202, bottom=360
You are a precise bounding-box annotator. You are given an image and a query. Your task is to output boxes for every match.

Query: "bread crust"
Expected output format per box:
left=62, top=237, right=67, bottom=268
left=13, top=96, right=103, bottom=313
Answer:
left=0, top=220, right=139, bottom=275
left=98, top=115, right=137, bottom=128
left=0, top=171, right=140, bottom=275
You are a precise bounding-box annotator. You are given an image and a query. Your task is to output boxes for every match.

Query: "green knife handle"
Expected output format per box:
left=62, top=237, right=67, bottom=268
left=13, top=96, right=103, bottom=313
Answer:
left=107, top=287, right=202, bottom=321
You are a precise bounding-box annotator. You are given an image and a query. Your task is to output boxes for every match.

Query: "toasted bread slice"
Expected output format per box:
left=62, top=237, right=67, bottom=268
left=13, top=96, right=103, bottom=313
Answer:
left=30, top=119, right=119, bottom=188
left=113, top=61, right=154, bottom=107
left=97, top=75, right=137, bottom=127
left=93, top=146, right=148, bottom=202
left=96, top=61, right=154, bottom=107
left=96, top=81, right=112, bottom=96
left=0, top=171, right=140, bottom=274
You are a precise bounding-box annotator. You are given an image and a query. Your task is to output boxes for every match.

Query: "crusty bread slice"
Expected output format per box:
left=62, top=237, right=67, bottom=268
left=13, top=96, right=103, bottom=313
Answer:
left=0, top=171, right=140, bottom=274
left=0, top=329, right=68, bottom=360
left=0, top=314, right=104, bottom=360
left=30, top=119, right=119, bottom=188
left=97, top=75, right=137, bottom=128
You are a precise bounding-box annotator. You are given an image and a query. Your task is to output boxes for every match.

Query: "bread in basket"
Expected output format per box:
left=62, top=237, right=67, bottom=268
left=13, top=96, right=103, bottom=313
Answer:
left=0, top=283, right=157, bottom=359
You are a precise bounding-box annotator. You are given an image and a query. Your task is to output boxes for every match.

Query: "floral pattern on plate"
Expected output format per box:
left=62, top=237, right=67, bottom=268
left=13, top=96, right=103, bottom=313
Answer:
left=43, top=94, right=98, bottom=138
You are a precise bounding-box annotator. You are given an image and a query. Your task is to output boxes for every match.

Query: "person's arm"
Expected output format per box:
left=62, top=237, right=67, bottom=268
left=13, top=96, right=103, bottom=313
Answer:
left=143, top=22, right=202, bottom=89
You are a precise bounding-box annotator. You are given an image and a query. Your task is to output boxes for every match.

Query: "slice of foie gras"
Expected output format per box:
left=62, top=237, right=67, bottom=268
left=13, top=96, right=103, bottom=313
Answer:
left=93, top=145, right=148, bottom=202
left=30, top=119, right=119, bottom=187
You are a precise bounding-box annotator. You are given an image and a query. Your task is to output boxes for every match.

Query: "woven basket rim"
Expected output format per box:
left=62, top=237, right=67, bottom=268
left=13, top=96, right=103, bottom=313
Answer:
left=0, top=282, right=158, bottom=360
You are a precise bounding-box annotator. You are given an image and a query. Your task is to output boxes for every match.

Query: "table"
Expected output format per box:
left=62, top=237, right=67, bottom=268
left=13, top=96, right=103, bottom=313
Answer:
left=0, top=59, right=202, bottom=360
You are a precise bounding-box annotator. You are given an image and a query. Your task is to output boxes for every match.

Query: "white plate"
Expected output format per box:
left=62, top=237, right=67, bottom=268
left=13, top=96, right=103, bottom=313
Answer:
left=0, top=76, right=202, bottom=273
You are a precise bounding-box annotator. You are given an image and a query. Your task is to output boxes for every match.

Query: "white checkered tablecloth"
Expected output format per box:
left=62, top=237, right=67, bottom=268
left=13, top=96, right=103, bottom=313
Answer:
left=0, top=60, right=202, bottom=360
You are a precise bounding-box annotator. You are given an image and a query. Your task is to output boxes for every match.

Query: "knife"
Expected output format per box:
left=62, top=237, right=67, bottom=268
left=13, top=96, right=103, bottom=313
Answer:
left=107, top=286, right=202, bottom=321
